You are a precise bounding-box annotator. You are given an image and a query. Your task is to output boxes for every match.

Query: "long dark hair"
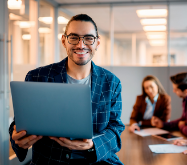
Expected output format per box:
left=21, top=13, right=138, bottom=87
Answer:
left=142, top=75, right=166, bottom=97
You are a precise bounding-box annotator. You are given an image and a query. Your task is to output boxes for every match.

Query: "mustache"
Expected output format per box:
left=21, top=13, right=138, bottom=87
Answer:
left=72, top=48, right=91, bottom=51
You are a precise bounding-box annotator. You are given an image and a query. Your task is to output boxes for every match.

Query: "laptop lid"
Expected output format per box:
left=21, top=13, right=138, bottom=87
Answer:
left=10, top=81, right=93, bottom=139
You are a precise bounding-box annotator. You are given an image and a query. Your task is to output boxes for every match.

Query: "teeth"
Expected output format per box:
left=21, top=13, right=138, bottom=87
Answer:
left=75, top=52, right=87, bottom=54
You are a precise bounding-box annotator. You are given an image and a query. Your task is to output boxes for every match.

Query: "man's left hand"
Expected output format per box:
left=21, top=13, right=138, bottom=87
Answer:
left=49, top=137, right=93, bottom=150
left=178, top=121, right=186, bottom=128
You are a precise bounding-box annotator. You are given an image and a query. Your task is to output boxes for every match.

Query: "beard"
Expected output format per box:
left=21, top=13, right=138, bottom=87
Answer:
left=67, top=48, right=94, bottom=66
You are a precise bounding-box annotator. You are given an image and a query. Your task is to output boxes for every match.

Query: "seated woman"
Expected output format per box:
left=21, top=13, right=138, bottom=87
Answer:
left=129, top=75, right=171, bottom=132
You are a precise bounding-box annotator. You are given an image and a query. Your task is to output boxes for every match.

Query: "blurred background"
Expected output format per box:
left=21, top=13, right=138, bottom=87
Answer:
left=0, top=0, right=187, bottom=164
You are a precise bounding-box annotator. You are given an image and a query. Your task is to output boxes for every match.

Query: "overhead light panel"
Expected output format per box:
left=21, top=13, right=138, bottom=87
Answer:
left=58, top=16, right=69, bottom=24
left=140, top=19, right=167, bottom=25
left=22, top=34, right=31, bottom=40
left=146, top=32, right=166, bottom=39
left=39, top=17, right=53, bottom=24
left=143, top=25, right=166, bottom=31
left=8, top=0, right=22, bottom=9
left=9, top=13, right=22, bottom=20
left=136, top=9, right=167, bottom=17
left=149, top=40, right=165, bottom=46
left=14, top=21, right=35, bottom=28
left=39, top=27, right=51, bottom=33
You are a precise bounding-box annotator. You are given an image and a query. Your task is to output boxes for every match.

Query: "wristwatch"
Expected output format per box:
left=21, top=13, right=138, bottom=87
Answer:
left=87, top=145, right=97, bottom=162
left=88, top=146, right=95, bottom=152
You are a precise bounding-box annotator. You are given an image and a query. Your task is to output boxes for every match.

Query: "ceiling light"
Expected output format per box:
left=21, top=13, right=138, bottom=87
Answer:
left=22, top=34, right=31, bottom=40
left=146, top=32, right=166, bottom=39
left=136, top=9, right=167, bottom=17
left=9, top=13, right=22, bottom=20
left=58, top=34, right=62, bottom=40
left=39, top=28, right=51, bottom=33
left=39, top=17, right=53, bottom=24
left=8, top=0, right=22, bottom=9
left=15, top=21, right=35, bottom=28
left=143, top=25, right=166, bottom=31
left=58, top=16, right=69, bottom=24
left=149, top=40, right=165, bottom=46
left=140, top=19, right=167, bottom=25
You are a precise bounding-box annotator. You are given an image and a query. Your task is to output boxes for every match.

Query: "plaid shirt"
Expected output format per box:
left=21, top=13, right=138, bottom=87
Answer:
left=9, top=57, right=125, bottom=165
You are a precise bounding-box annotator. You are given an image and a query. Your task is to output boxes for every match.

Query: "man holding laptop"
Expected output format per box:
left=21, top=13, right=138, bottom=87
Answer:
left=9, top=14, right=125, bottom=164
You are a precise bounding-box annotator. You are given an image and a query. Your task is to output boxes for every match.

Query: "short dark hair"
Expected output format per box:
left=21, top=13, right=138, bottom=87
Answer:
left=64, top=14, right=98, bottom=37
left=142, top=75, right=166, bottom=97
left=170, top=72, right=187, bottom=91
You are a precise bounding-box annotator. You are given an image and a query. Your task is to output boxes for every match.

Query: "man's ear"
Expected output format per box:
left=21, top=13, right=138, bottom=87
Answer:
left=61, top=35, right=66, bottom=48
left=184, top=89, right=187, bottom=96
left=95, top=35, right=101, bottom=50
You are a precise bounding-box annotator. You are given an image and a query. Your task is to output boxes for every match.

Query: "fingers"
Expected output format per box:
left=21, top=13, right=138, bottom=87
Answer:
left=183, top=150, right=187, bottom=155
left=50, top=137, right=73, bottom=149
left=173, top=140, right=187, bottom=146
left=134, top=125, right=140, bottom=131
left=173, top=140, right=182, bottom=146
left=129, top=125, right=140, bottom=132
left=15, top=135, right=43, bottom=149
left=12, top=126, right=26, bottom=141
left=50, top=137, right=93, bottom=150
left=22, top=136, right=43, bottom=149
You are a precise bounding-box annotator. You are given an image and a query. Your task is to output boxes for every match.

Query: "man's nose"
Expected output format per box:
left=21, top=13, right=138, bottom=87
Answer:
left=77, top=38, right=86, bottom=48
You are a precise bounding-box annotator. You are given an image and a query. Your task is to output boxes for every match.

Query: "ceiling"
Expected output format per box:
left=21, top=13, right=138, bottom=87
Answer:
left=53, top=0, right=186, bottom=4
left=54, top=0, right=187, bottom=41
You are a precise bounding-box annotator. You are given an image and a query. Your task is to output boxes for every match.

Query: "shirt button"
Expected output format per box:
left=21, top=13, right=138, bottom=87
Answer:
left=66, top=154, right=69, bottom=159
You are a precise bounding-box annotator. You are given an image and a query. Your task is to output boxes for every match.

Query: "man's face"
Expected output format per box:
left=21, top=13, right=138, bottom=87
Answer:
left=172, top=83, right=187, bottom=98
left=62, top=21, right=100, bottom=66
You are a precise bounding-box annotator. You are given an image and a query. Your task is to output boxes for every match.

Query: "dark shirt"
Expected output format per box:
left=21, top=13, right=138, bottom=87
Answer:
left=163, top=96, right=187, bottom=136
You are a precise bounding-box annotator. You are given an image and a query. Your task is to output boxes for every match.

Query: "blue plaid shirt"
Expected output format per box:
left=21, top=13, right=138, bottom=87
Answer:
left=9, top=57, right=125, bottom=165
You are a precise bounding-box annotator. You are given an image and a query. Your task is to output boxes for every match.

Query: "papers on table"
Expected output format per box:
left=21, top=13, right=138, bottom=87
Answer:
left=149, top=144, right=187, bottom=153
left=134, top=128, right=169, bottom=137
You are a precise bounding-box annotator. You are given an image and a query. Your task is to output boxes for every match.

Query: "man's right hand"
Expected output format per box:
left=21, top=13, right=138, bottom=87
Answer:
left=12, top=125, right=43, bottom=149
left=128, top=124, right=140, bottom=132
left=151, top=116, right=163, bottom=128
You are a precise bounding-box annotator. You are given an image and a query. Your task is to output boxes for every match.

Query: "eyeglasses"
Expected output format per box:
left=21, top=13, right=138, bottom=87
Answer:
left=64, top=34, right=98, bottom=45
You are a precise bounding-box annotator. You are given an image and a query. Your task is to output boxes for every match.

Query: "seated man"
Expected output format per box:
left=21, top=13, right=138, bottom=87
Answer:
left=152, top=72, right=187, bottom=137
left=9, top=14, right=125, bottom=165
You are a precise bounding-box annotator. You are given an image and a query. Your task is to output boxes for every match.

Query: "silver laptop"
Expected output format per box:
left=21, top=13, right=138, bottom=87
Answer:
left=10, top=81, right=94, bottom=139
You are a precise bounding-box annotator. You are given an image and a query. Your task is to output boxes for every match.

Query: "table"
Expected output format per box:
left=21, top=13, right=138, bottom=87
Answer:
left=117, top=125, right=187, bottom=165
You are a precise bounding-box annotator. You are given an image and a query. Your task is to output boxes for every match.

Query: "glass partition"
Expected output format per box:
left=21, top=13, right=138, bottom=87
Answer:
left=8, top=0, right=39, bottom=158
left=113, top=5, right=168, bottom=66
left=169, top=3, right=187, bottom=66
left=39, top=0, right=55, bottom=66
left=58, top=10, right=70, bottom=60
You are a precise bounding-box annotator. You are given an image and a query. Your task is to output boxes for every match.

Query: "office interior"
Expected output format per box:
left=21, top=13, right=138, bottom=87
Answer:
left=0, top=0, right=187, bottom=164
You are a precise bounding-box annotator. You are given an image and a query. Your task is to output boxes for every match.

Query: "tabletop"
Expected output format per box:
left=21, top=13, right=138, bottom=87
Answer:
left=117, top=125, right=187, bottom=165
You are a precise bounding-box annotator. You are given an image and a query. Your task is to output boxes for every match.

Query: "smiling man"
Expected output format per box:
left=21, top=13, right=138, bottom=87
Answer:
left=9, top=14, right=125, bottom=165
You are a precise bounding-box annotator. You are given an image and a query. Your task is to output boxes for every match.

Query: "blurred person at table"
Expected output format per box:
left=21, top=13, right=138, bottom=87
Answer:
left=152, top=72, right=187, bottom=137
left=173, top=139, right=187, bottom=155
left=129, top=75, right=171, bottom=133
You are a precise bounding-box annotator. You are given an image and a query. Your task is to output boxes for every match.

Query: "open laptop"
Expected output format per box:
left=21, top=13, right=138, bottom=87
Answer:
left=10, top=81, right=97, bottom=139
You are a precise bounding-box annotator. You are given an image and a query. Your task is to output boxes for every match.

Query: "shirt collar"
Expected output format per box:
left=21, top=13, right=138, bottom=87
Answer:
left=146, top=94, right=159, bottom=103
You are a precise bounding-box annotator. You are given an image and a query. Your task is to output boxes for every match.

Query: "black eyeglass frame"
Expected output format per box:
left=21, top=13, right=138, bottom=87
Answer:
left=64, top=34, right=98, bottom=45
